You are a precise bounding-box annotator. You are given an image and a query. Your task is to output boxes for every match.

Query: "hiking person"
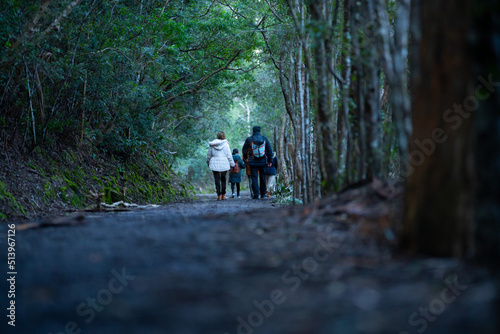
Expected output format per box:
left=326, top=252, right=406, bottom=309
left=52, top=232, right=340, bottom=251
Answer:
left=265, top=152, right=278, bottom=197
left=229, top=148, right=246, bottom=198
left=207, top=131, right=235, bottom=201
left=242, top=126, right=274, bottom=199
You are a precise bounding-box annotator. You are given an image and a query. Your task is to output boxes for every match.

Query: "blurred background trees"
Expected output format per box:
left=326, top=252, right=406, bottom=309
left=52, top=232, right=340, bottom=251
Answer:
left=1, top=0, right=498, bottom=260
left=1, top=0, right=406, bottom=199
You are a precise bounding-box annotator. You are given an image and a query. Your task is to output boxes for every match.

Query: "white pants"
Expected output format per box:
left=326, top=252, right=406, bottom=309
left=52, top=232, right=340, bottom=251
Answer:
left=266, top=175, right=276, bottom=193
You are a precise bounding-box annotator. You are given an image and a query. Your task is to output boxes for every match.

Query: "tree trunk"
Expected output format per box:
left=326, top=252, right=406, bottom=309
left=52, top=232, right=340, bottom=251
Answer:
left=349, top=0, right=364, bottom=183
left=402, top=0, right=474, bottom=257
left=310, top=0, right=338, bottom=194
left=302, top=77, right=313, bottom=203
left=296, top=22, right=308, bottom=204
left=278, top=113, right=291, bottom=187
left=376, top=0, right=411, bottom=179
left=338, top=0, right=352, bottom=187
left=362, top=0, right=382, bottom=180
left=471, top=0, right=500, bottom=263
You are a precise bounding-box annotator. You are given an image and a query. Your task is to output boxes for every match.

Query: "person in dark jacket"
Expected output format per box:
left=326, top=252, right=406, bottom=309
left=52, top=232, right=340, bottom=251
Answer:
left=242, top=126, right=274, bottom=199
left=229, top=148, right=246, bottom=198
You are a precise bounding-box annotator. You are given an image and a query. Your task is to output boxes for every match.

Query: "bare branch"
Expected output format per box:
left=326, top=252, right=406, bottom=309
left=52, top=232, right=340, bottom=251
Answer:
left=41, top=0, right=84, bottom=37
left=327, top=60, right=345, bottom=86
left=200, top=0, right=217, bottom=18
left=6, top=0, right=51, bottom=53
left=264, top=0, right=285, bottom=23
left=216, top=0, right=248, bottom=20
left=163, top=50, right=243, bottom=104
left=255, top=14, right=267, bottom=28
left=28, top=0, right=51, bottom=35
left=259, top=28, right=286, bottom=77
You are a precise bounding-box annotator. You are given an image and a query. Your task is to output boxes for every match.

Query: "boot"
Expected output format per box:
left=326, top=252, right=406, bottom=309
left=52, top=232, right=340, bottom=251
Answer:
left=222, top=195, right=227, bottom=200
left=217, top=195, right=222, bottom=201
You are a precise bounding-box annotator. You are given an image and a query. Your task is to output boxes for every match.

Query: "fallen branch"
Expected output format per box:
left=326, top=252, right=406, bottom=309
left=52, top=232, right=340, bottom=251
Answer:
left=16, top=214, right=85, bottom=231
left=85, top=200, right=159, bottom=212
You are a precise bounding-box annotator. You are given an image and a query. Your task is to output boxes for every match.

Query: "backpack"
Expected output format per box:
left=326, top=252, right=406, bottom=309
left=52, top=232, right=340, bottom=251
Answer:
left=247, top=135, right=268, bottom=167
left=251, top=137, right=266, bottom=159
left=229, top=158, right=239, bottom=174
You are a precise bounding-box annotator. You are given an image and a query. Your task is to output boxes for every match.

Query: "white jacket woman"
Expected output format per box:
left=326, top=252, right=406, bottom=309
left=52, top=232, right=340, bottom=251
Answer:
left=207, top=138, right=234, bottom=171
left=207, top=131, right=235, bottom=200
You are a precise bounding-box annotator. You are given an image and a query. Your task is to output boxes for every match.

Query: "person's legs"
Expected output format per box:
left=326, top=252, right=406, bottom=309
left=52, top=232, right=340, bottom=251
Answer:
left=251, top=167, right=260, bottom=199
left=236, top=183, right=241, bottom=197
left=213, top=171, right=221, bottom=198
left=231, top=182, right=236, bottom=197
left=221, top=171, right=227, bottom=199
left=258, top=166, right=267, bottom=198
left=248, top=176, right=253, bottom=197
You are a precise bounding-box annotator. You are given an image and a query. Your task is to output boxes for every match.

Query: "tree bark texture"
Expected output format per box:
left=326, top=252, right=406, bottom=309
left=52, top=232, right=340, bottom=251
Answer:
left=349, top=0, right=365, bottom=182
left=402, top=0, right=474, bottom=257
left=376, top=0, right=412, bottom=172
left=278, top=113, right=291, bottom=187
left=361, top=0, right=382, bottom=180
left=337, top=0, right=352, bottom=187
left=310, top=0, right=338, bottom=194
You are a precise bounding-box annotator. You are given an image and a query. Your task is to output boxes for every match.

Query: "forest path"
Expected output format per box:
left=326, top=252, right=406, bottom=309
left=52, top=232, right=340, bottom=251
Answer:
left=0, top=192, right=497, bottom=334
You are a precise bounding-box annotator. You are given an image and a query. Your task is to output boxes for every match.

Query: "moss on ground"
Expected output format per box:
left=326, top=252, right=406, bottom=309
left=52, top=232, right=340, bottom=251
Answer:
left=0, top=181, right=26, bottom=220
left=0, top=146, right=195, bottom=221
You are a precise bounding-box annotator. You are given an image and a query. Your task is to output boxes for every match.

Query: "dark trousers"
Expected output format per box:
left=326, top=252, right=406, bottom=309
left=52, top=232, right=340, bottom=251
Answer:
left=230, top=182, right=240, bottom=195
left=213, top=171, right=227, bottom=196
left=250, top=166, right=267, bottom=198
left=247, top=175, right=253, bottom=197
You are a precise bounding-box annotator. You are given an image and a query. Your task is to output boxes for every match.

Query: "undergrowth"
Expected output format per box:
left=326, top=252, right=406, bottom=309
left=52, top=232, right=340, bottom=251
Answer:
left=0, top=145, right=195, bottom=221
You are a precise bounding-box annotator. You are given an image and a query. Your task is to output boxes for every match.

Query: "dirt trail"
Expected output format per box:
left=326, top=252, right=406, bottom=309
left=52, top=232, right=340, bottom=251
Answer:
left=0, top=192, right=497, bottom=334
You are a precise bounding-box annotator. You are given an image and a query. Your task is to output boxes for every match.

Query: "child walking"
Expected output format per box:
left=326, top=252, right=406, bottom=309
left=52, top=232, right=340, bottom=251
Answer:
left=229, top=149, right=246, bottom=198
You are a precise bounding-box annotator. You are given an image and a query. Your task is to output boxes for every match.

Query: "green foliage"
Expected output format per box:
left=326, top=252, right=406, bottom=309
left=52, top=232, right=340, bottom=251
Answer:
left=0, top=0, right=291, bottom=208
left=43, top=182, right=58, bottom=201
left=274, top=178, right=294, bottom=204
left=0, top=0, right=263, bottom=163
left=0, top=181, right=26, bottom=217
left=103, top=187, right=124, bottom=205
left=172, top=60, right=285, bottom=190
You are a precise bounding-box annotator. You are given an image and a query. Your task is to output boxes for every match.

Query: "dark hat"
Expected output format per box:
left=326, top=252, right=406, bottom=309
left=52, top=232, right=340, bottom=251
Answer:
left=252, top=126, right=261, bottom=133
left=232, top=148, right=238, bottom=154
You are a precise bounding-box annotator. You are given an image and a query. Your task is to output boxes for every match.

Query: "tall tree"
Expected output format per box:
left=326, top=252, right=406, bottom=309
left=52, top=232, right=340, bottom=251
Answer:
left=402, top=0, right=475, bottom=257
left=337, top=0, right=352, bottom=186
left=263, top=0, right=317, bottom=203
left=376, top=0, right=412, bottom=173
left=308, top=0, right=339, bottom=194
